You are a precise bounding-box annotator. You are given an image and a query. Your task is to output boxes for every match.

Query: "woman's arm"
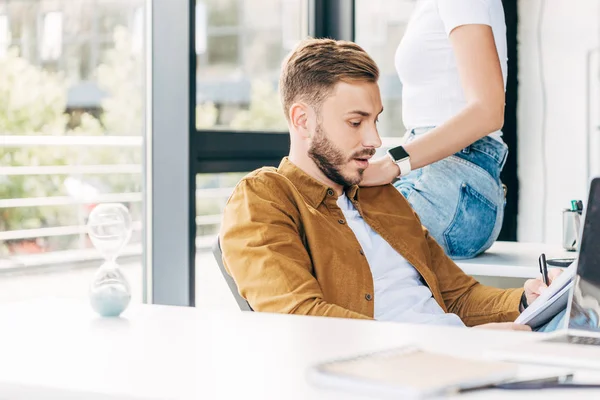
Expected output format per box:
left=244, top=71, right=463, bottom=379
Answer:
left=362, top=24, right=505, bottom=186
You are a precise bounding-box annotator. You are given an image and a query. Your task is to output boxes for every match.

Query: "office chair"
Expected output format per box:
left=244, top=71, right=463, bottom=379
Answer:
left=212, top=237, right=253, bottom=311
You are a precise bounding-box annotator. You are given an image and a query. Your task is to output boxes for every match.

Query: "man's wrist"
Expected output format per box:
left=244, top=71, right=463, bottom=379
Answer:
left=385, top=153, right=402, bottom=178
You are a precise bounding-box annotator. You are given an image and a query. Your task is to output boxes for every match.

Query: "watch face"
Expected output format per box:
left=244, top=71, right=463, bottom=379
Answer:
left=388, top=145, right=410, bottom=162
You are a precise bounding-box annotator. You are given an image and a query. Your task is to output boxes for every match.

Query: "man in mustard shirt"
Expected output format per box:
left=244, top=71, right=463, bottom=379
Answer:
left=220, top=38, right=554, bottom=329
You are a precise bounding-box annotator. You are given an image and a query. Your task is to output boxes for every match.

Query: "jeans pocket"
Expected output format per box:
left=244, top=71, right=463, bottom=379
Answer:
left=443, top=183, right=497, bottom=259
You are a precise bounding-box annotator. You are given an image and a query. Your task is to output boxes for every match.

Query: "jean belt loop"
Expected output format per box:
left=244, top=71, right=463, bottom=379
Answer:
left=500, top=147, right=509, bottom=169
left=461, top=145, right=471, bottom=154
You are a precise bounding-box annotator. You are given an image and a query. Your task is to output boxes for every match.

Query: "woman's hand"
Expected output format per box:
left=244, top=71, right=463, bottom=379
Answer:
left=360, top=156, right=400, bottom=187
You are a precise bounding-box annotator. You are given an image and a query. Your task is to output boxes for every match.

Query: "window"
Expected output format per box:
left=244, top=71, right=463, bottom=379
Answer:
left=0, top=14, right=9, bottom=58
left=355, top=0, right=416, bottom=146
left=195, top=0, right=307, bottom=132
left=0, top=0, right=148, bottom=305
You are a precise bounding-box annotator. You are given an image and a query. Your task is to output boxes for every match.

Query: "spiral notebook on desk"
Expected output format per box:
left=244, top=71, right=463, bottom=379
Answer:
left=308, top=346, right=519, bottom=399
left=515, top=262, right=577, bottom=329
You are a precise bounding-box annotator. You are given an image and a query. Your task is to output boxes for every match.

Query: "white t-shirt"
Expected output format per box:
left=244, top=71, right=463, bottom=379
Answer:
left=395, top=0, right=507, bottom=141
left=336, top=194, right=465, bottom=327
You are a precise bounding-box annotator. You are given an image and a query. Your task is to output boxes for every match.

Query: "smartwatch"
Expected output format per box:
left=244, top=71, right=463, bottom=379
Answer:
left=386, top=145, right=412, bottom=177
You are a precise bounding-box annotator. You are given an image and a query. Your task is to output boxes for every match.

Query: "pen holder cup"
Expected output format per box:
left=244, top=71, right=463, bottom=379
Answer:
left=562, top=209, right=581, bottom=251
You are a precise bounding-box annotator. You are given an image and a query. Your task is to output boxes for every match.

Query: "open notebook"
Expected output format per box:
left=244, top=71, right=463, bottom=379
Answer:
left=515, top=262, right=577, bottom=329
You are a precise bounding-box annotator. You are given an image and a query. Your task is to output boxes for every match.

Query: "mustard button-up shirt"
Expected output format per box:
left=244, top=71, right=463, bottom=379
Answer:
left=220, top=157, right=522, bottom=326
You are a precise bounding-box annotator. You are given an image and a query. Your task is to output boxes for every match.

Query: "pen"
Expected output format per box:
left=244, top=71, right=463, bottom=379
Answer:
left=495, top=374, right=600, bottom=391
left=539, top=253, right=550, bottom=286
left=458, top=374, right=582, bottom=394
left=498, top=382, right=600, bottom=390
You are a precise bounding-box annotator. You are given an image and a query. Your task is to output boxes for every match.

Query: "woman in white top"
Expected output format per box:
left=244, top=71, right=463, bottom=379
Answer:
left=362, top=0, right=509, bottom=260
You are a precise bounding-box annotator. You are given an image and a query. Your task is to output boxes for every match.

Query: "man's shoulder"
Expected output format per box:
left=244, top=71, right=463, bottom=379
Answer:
left=239, top=166, right=293, bottom=189
left=230, top=166, right=299, bottom=202
left=242, top=166, right=278, bottom=180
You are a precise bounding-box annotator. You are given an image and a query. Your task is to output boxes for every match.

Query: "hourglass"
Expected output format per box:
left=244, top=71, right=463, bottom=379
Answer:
left=86, top=203, right=132, bottom=317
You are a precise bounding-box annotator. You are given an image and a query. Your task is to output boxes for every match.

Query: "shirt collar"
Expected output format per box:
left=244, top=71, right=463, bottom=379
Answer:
left=277, top=157, right=360, bottom=208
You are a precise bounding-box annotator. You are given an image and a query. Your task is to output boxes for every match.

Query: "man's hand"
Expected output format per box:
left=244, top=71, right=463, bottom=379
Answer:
left=473, top=322, right=532, bottom=331
left=523, top=268, right=564, bottom=307
left=360, top=156, right=400, bottom=187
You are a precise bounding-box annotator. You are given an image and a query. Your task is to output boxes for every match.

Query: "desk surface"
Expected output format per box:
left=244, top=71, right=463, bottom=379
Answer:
left=456, top=242, right=575, bottom=279
left=0, top=298, right=598, bottom=399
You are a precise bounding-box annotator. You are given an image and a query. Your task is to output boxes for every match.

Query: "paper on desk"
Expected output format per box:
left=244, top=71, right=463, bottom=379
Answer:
left=515, top=262, right=577, bottom=326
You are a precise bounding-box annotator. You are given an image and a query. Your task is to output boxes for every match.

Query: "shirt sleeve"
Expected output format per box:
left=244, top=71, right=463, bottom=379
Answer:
left=409, top=208, right=522, bottom=326
left=219, top=174, right=371, bottom=320
left=437, top=0, right=492, bottom=36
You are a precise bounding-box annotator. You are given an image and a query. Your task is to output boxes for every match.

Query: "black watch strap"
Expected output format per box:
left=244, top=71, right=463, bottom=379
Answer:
left=520, top=292, right=529, bottom=310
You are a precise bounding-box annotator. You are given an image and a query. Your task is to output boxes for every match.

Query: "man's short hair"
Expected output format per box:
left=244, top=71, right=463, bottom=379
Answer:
left=279, top=37, right=380, bottom=121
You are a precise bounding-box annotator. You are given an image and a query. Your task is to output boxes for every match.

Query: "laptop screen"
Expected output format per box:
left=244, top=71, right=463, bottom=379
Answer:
left=576, top=179, right=600, bottom=285
left=567, top=177, right=600, bottom=332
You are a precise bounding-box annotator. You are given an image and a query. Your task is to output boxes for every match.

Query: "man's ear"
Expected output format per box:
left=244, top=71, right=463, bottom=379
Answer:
left=290, top=103, right=311, bottom=139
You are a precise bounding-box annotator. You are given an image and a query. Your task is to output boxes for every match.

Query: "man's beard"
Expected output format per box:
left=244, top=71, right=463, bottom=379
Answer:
left=308, top=124, right=375, bottom=187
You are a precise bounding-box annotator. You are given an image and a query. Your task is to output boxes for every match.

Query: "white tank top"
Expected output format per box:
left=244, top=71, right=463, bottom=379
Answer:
left=395, top=0, right=507, bottom=142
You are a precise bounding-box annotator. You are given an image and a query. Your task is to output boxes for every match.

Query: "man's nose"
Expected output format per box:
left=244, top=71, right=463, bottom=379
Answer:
left=362, top=124, right=382, bottom=149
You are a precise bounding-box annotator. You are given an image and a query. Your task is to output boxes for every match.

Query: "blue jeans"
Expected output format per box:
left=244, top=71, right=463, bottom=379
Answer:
left=537, top=305, right=600, bottom=332
left=394, top=127, right=508, bottom=260
left=536, top=309, right=568, bottom=333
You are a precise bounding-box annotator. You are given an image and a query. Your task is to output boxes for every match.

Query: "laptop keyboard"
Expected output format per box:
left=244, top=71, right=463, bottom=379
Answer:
left=545, top=335, right=600, bottom=346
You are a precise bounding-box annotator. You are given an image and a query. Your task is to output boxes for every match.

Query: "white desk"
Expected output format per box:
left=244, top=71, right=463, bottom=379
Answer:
left=456, top=242, right=575, bottom=279
left=0, top=298, right=599, bottom=399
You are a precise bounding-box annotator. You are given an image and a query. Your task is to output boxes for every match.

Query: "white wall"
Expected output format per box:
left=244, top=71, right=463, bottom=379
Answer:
left=518, top=0, right=600, bottom=244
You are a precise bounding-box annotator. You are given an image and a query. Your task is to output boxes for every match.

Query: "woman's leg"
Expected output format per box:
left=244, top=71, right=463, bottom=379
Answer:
left=395, top=138, right=507, bottom=259
left=534, top=309, right=568, bottom=333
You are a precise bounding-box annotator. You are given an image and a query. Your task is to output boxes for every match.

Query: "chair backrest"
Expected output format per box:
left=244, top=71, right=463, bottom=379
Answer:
left=212, top=237, right=253, bottom=311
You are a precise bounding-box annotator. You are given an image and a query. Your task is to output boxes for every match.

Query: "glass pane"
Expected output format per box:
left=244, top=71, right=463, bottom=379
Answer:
left=206, top=0, right=239, bottom=27
left=207, top=34, right=239, bottom=67
left=64, top=41, right=92, bottom=81
left=195, top=172, right=246, bottom=310
left=5, top=1, right=37, bottom=57
left=355, top=0, right=416, bottom=143
left=96, top=2, right=131, bottom=37
left=0, top=14, right=9, bottom=58
left=0, top=0, right=148, bottom=306
left=61, top=1, right=92, bottom=38
left=195, top=0, right=307, bottom=132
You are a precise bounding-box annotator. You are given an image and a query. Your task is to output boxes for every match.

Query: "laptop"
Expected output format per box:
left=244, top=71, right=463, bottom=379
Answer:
left=489, top=176, right=600, bottom=369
